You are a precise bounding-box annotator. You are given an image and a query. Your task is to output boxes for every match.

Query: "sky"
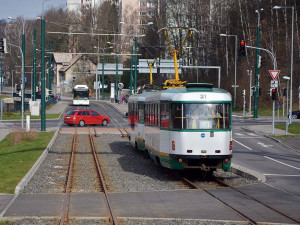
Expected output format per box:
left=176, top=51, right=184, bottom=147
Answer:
left=0, top=0, right=66, bottom=20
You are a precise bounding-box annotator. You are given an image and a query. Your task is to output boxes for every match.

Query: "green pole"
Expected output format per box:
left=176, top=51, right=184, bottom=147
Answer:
left=130, top=46, right=133, bottom=94
left=115, top=55, right=119, bottom=103
left=0, top=56, right=3, bottom=92
left=41, top=19, right=46, bottom=131
left=134, top=36, right=138, bottom=94
left=48, top=41, right=52, bottom=98
left=253, top=19, right=260, bottom=118
left=22, top=33, right=25, bottom=116
left=101, top=55, right=104, bottom=100
left=33, top=29, right=36, bottom=101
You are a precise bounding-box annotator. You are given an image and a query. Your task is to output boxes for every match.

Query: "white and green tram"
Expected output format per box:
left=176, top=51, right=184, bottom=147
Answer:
left=128, top=83, right=232, bottom=172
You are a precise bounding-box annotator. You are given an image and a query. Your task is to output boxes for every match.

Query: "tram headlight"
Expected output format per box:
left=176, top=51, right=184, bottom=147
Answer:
left=229, top=141, right=232, bottom=150
left=172, top=141, right=175, bottom=150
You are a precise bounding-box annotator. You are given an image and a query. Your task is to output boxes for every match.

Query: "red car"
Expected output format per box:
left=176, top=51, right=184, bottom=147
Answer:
left=64, top=109, right=110, bottom=126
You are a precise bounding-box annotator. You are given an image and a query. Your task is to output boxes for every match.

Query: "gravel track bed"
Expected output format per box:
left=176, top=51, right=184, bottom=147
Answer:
left=72, top=135, right=102, bottom=193
left=94, top=134, right=189, bottom=192
left=22, top=134, right=73, bottom=193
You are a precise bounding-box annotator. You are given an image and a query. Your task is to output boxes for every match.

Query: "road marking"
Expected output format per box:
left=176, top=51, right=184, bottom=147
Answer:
left=258, top=142, right=273, bottom=148
left=264, top=174, right=300, bottom=177
left=233, top=139, right=252, bottom=151
left=264, top=156, right=300, bottom=171
left=232, top=115, right=243, bottom=118
left=248, top=133, right=258, bottom=136
left=235, top=133, right=244, bottom=136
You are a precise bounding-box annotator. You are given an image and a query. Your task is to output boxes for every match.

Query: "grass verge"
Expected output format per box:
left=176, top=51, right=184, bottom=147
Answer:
left=275, top=123, right=300, bottom=134
left=2, top=113, right=60, bottom=120
left=0, top=131, right=55, bottom=194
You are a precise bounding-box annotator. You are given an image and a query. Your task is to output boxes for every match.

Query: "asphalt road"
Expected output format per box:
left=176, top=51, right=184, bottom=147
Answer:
left=232, top=114, right=300, bottom=197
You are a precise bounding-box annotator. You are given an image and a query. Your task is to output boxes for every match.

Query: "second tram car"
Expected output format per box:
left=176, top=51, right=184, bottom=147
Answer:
left=73, top=85, right=90, bottom=106
left=128, top=83, right=232, bottom=172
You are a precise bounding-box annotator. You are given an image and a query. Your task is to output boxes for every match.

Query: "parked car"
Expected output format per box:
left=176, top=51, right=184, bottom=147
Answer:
left=64, top=109, right=110, bottom=126
left=289, top=110, right=300, bottom=119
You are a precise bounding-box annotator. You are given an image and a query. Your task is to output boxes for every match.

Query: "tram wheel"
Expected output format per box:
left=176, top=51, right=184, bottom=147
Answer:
left=79, top=120, right=85, bottom=127
left=102, top=119, right=108, bottom=126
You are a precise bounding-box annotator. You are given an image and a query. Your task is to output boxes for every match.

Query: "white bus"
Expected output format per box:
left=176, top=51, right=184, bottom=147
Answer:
left=73, top=85, right=90, bottom=106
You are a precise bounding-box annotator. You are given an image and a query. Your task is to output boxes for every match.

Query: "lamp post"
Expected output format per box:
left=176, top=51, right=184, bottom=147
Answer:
left=283, top=76, right=290, bottom=134
left=11, top=70, right=14, bottom=97
left=220, top=34, right=237, bottom=108
left=94, top=46, right=113, bottom=100
left=120, top=21, right=153, bottom=93
left=273, top=6, right=294, bottom=124
left=8, top=16, right=26, bottom=129
left=253, top=8, right=263, bottom=118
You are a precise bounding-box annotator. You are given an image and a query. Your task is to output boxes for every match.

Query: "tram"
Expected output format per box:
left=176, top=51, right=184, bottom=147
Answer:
left=128, top=83, right=232, bottom=172
left=73, top=85, right=90, bottom=106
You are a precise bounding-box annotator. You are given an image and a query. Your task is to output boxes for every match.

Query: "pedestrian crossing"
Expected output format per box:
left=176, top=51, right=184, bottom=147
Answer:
left=234, top=132, right=262, bottom=138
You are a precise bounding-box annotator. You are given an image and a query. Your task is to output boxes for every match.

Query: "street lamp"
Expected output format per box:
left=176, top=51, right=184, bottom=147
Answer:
left=8, top=16, right=25, bottom=129
left=273, top=6, right=294, bottom=124
left=120, top=21, right=153, bottom=93
left=283, top=76, right=290, bottom=134
left=94, top=46, right=113, bottom=100
left=220, top=34, right=237, bottom=108
left=253, top=8, right=263, bottom=118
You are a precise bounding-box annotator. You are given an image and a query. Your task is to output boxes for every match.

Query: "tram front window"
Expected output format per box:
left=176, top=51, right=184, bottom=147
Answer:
left=171, top=103, right=230, bottom=130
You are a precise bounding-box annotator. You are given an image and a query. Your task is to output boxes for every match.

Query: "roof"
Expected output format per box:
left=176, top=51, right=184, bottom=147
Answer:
left=53, top=53, right=73, bottom=64
left=59, top=54, right=82, bottom=72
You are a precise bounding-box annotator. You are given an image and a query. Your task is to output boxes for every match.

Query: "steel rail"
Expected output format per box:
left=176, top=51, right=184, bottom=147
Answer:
left=88, top=129, right=119, bottom=225
left=97, top=102, right=129, bottom=138
left=215, top=178, right=300, bottom=224
left=60, top=129, right=77, bottom=225
left=179, top=175, right=255, bottom=225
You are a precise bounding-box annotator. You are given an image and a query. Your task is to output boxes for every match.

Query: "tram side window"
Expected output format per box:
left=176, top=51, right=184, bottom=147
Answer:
left=138, top=102, right=144, bottom=123
left=171, top=103, right=183, bottom=129
left=160, top=103, right=169, bottom=128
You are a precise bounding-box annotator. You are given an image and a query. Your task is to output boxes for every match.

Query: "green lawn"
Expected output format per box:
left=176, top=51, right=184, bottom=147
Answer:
left=2, top=113, right=60, bottom=120
left=0, top=132, right=55, bottom=194
left=275, top=123, right=300, bottom=134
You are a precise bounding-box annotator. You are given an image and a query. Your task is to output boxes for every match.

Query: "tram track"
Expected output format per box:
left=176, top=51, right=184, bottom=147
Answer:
left=179, top=174, right=300, bottom=225
left=97, top=102, right=129, bottom=138
left=60, top=128, right=119, bottom=225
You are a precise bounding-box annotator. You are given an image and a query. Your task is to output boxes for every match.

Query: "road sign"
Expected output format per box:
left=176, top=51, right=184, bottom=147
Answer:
left=269, top=70, right=280, bottom=80
left=231, top=85, right=239, bottom=87
left=271, top=80, right=278, bottom=88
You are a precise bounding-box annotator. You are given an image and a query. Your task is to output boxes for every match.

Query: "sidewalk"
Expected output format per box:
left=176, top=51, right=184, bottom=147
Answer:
left=0, top=98, right=71, bottom=142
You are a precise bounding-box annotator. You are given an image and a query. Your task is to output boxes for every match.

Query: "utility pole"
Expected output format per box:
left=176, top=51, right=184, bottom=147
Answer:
left=130, top=46, right=133, bottom=94
left=115, top=54, right=119, bottom=103
left=134, top=36, right=138, bottom=93
left=41, top=18, right=46, bottom=131
left=101, top=55, right=105, bottom=100
left=254, top=9, right=263, bottom=118
left=33, top=29, right=37, bottom=101
left=48, top=41, right=52, bottom=98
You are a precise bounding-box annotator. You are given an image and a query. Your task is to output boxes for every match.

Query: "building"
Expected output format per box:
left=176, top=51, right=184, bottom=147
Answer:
left=53, top=53, right=97, bottom=93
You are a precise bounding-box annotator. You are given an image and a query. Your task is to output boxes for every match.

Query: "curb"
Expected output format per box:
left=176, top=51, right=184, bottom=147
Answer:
left=14, top=130, right=59, bottom=194
left=231, top=163, right=266, bottom=182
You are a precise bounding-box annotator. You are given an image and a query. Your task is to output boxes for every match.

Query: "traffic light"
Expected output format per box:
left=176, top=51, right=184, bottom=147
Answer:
left=260, top=56, right=265, bottom=67
left=283, top=88, right=287, bottom=96
left=259, top=88, right=262, bottom=96
left=240, top=40, right=246, bottom=56
left=0, top=38, right=8, bottom=53
left=271, top=88, right=276, bottom=100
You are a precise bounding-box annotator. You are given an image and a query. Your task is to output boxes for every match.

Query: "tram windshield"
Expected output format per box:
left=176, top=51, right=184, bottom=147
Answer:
left=171, top=103, right=231, bottom=130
